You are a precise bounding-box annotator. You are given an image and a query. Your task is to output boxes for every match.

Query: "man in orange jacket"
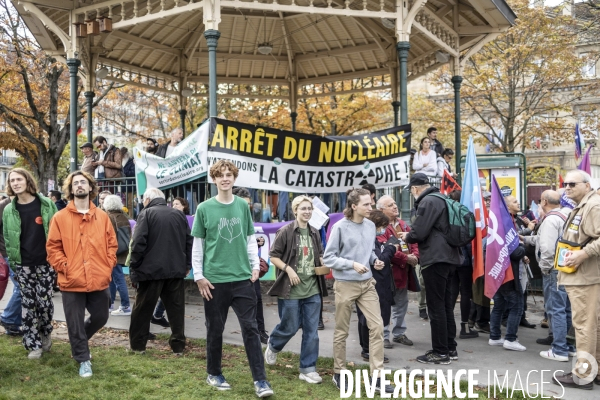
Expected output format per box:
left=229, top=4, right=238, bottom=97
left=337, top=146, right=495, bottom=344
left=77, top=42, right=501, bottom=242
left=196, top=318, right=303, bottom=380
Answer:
left=46, top=170, right=118, bottom=378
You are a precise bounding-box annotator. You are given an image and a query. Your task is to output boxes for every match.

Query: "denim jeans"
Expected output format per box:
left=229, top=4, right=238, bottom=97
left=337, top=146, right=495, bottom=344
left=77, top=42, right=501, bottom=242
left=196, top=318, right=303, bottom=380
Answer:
left=0, top=259, right=22, bottom=327
left=421, top=263, right=457, bottom=355
left=269, top=293, right=321, bottom=373
left=542, top=272, right=553, bottom=336
left=543, top=270, right=574, bottom=356
left=153, top=299, right=165, bottom=318
left=109, top=264, right=130, bottom=308
left=204, top=279, right=266, bottom=381
left=383, top=287, right=408, bottom=340
left=490, top=286, right=523, bottom=342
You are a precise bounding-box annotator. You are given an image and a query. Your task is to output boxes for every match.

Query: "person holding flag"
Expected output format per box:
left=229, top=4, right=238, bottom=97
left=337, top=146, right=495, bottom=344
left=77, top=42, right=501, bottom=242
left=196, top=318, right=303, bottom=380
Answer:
left=486, top=176, right=527, bottom=352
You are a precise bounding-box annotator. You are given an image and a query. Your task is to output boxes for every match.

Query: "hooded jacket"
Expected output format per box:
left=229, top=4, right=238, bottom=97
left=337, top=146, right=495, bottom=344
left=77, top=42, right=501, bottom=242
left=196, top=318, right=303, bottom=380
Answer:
left=46, top=201, right=117, bottom=292
left=3, top=194, right=57, bottom=270
left=129, top=198, right=193, bottom=283
left=107, top=208, right=132, bottom=265
left=404, top=186, right=462, bottom=268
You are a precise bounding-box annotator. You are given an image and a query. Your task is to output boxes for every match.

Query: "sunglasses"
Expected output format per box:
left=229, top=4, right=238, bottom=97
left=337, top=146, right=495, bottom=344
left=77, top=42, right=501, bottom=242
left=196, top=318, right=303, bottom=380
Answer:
left=563, top=182, right=583, bottom=188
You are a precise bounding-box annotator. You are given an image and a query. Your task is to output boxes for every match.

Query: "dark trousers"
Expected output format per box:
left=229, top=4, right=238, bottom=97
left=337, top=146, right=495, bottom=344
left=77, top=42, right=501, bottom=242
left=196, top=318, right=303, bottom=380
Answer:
left=205, top=279, right=266, bottom=381
left=62, top=289, right=110, bottom=363
left=357, top=295, right=391, bottom=353
left=469, top=301, right=490, bottom=324
left=450, top=266, right=473, bottom=323
left=130, top=278, right=186, bottom=353
left=253, top=280, right=265, bottom=332
left=422, top=263, right=457, bottom=355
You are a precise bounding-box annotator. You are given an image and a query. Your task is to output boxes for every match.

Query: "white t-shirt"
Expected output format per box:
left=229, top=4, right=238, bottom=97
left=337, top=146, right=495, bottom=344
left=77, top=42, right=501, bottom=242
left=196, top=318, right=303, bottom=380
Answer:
left=165, top=145, right=176, bottom=157
left=412, top=151, right=437, bottom=176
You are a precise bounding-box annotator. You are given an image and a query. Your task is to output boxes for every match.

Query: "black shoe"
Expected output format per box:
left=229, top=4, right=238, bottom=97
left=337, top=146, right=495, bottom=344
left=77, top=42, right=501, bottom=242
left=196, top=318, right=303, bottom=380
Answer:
left=474, top=322, right=490, bottom=334
left=318, top=320, right=324, bottom=330
left=392, top=334, right=413, bottom=346
left=53, top=286, right=60, bottom=293
left=520, top=319, right=536, bottom=329
left=419, top=309, right=429, bottom=320
left=449, top=350, right=458, bottom=360
left=416, top=350, right=451, bottom=365
left=148, top=332, right=157, bottom=340
left=374, top=378, right=395, bottom=393
left=536, top=336, right=554, bottom=345
left=361, top=352, right=389, bottom=363
left=151, top=316, right=170, bottom=328
left=259, top=330, right=269, bottom=345
left=459, top=324, right=479, bottom=339
left=0, top=321, right=22, bottom=336
left=553, top=372, right=593, bottom=390
left=333, top=373, right=349, bottom=391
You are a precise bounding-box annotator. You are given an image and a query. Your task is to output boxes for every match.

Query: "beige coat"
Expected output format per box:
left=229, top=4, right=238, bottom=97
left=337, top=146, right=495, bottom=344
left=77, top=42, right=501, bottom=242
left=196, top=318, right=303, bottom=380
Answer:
left=558, top=190, right=600, bottom=285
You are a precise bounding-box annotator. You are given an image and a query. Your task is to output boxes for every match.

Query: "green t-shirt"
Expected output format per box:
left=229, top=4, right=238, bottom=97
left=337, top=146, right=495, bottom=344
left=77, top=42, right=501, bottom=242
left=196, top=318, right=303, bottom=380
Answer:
left=287, top=227, right=319, bottom=300
left=191, top=197, right=255, bottom=283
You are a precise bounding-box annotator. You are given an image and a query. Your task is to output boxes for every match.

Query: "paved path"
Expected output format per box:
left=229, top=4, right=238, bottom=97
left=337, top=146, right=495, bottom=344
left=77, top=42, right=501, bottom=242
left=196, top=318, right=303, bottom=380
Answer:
left=1, top=280, right=596, bottom=399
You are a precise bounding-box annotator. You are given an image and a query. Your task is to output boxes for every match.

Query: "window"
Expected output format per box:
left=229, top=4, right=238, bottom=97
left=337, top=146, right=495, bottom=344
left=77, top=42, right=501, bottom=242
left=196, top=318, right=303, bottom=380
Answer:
left=580, top=53, right=596, bottom=77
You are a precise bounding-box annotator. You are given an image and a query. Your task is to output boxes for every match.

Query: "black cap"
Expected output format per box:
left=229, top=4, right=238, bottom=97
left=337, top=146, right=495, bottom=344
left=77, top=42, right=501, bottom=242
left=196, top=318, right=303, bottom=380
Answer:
left=80, top=142, right=93, bottom=149
left=406, top=172, right=430, bottom=189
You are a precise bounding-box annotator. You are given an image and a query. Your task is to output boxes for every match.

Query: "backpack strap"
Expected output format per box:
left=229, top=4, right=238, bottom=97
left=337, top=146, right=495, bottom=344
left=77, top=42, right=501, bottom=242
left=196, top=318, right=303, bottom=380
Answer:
left=545, top=210, right=567, bottom=222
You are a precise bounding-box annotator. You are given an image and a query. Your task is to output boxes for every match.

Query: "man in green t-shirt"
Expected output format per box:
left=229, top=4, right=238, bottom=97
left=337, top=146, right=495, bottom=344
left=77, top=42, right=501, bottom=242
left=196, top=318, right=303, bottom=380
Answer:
left=191, top=160, right=273, bottom=398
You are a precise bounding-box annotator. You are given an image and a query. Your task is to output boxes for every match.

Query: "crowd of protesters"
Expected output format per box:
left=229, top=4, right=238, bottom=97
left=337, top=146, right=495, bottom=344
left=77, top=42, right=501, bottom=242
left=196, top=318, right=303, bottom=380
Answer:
left=2, top=126, right=600, bottom=396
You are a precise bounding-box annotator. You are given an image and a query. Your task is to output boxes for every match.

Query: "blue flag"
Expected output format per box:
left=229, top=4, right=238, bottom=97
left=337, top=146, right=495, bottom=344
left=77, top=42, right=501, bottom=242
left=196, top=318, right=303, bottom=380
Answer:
left=574, top=122, right=584, bottom=160
left=530, top=201, right=539, bottom=219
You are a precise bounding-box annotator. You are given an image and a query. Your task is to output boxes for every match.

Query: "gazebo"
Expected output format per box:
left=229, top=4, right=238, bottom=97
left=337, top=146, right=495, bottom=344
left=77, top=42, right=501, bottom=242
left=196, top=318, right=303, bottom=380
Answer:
left=13, top=0, right=515, bottom=205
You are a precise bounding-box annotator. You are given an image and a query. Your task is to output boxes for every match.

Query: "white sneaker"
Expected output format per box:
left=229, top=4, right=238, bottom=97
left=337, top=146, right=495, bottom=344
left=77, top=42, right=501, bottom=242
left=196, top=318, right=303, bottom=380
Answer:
left=264, top=340, right=277, bottom=365
left=111, top=307, right=132, bottom=316
left=28, top=349, right=43, bottom=359
left=540, top=349, right=568, bottom=362
left=299, top=372, right=322, bottom=384
left=503, top=340, right=526, bottom=351
left=489, top=338, right=505, bottom=346
left=42, top=333, right=52, bottom=352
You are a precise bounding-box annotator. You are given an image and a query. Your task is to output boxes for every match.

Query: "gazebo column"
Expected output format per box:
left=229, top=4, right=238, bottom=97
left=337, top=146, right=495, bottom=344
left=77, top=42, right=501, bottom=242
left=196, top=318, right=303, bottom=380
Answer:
left=392, top=101, right=400, bottom=127
left=204, top=30, right=221, bottom=118
left=290, top=112, right=298, bottom=132
left=452, top=74, right=463, bottom=177
left=397, top=41, right=411, bottom=221
left=67, top=58, right=81, bottom=173
left=179, top=109, right=187, bottom=136
left=84, top=91, right=94, bottom=143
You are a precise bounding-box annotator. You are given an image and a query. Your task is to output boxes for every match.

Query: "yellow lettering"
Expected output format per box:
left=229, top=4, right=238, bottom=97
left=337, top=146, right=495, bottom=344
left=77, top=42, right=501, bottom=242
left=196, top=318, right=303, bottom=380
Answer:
left=364, top=137, right=375, bottom=159
left=397, top=131, right=407, bottom=152
left=240, top=129, right=252, bottom=152
left=357, top=140, right=367, bottom=161
left=265, top=133, right=277, bottom=156
left=373, top=137, right=386, bottom=158
left=380, top=135, right=391, bottom=156
left=347, top=140, right=357, bottom=162
left=387, top=134, right=399, bottom=154
left=319, top=142, right=333, bottom=163
left=254, top=128, right=265, bottom=155
left=226, top=126, right=239, bottom=150
left=283, top=137, right=297, bottom=159
left=298, top=139, right=312, bottom=162
left=334, top=141, right=346, bottom=163
left=211, top=124, right=225, bottom=148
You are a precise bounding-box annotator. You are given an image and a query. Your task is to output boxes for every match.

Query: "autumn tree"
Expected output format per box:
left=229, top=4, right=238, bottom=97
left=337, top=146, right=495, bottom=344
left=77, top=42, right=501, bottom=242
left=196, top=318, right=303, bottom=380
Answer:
left=0, top=0, right=114, bottom=192
left=428, top=0, right=600, bottom=153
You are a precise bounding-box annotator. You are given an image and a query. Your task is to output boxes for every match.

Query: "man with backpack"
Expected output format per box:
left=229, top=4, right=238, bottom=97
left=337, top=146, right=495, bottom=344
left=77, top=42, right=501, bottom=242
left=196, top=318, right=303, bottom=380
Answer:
left=398, top=173, right=463, bottom=364
left=521, top=190, right=573, bottom=362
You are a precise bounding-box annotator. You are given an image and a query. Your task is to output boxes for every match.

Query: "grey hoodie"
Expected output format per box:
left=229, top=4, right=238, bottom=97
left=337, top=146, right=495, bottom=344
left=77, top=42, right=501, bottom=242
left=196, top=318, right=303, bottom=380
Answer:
left=323, top=217, right=377, bottom=282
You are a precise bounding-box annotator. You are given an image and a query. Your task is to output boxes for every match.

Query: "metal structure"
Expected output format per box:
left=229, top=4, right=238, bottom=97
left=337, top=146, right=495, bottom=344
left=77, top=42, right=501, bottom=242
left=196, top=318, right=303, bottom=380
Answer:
left=13, top=0, right=516, bottom=216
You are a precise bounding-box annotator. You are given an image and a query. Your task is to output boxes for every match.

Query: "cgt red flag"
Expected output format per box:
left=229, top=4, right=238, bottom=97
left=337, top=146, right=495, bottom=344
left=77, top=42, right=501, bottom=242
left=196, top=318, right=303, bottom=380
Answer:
left=440, top=170, right=461, bottom=195
left=559, top=175, right=564, bottom=189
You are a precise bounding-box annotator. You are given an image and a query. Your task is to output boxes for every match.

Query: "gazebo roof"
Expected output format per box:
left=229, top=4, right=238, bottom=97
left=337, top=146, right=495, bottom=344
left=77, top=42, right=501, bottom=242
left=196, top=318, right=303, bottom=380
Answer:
left=14, top=0, right=516, bottom=99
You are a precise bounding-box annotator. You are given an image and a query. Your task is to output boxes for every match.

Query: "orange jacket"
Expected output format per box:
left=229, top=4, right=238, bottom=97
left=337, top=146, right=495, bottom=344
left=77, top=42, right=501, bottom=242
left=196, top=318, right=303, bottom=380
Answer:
left=46, top=201, right=117, bottom=292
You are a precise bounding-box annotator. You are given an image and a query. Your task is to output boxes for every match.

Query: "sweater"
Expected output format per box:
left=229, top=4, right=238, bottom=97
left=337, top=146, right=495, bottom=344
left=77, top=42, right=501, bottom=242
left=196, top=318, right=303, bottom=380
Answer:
left=323, top=217, right=377, bottom=281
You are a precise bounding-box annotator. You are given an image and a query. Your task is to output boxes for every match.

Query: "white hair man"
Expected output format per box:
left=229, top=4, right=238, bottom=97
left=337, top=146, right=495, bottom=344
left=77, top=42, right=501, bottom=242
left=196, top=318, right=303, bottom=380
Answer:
left=376, top=195, right=419, bottom=349
left=156, top=128, right=184, bottom=158
left=128, top=187, right=193, bottom=355
left=553, top=170, right=600, bottom=390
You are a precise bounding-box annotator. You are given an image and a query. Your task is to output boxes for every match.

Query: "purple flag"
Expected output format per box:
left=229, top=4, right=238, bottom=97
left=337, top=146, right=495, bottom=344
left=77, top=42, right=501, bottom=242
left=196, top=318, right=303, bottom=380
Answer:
left=484, top=175, right=519, bottom=299
left=574, top=122, right=583, bottom=160
left=578, top=144, right=592, bottom=174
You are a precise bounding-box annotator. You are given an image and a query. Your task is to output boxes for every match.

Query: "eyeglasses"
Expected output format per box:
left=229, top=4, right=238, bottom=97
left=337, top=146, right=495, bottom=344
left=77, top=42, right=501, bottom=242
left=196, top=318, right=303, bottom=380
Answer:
left=563, top=182, right=584, bottom=188
left=298, top=207, right=313, bottom=212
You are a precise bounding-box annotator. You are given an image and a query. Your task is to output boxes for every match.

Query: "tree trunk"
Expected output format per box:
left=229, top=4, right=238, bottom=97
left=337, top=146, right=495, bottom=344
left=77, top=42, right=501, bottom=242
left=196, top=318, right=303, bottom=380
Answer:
left=40, top=157, right=58, bottom=194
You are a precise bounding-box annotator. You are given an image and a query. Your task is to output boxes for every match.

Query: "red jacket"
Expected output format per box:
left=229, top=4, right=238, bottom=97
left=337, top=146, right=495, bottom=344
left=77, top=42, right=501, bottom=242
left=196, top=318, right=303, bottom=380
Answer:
left=46, top=202, right=117, bottom=292
left=383, top=219, right=419, bottom=290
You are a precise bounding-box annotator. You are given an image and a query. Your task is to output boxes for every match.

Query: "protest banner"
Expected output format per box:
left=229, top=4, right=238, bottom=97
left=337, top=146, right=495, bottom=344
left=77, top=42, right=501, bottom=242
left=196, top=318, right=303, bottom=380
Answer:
left=206, top=118, right=412, bottom=193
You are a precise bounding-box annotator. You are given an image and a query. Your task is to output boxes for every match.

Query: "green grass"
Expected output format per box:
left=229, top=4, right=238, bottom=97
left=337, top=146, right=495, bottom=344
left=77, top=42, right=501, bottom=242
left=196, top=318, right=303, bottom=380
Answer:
left=0, top=330, right=534, bottom=399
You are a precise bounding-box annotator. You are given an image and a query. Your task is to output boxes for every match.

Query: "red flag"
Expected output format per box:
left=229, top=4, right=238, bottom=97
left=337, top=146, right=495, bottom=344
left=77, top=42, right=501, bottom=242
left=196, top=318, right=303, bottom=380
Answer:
left=559, top=175, right=564, bottom=189
left=77, top=127, right=83, bottom=136
left=440, top=170, right=461, bottom=195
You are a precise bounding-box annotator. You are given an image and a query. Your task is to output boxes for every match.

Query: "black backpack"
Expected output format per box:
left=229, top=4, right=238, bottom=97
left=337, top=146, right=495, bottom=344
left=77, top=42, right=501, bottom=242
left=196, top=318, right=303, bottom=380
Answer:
left=428, top=193, right=476, bottom=247
left=116, top=225, right=131, bottom=255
